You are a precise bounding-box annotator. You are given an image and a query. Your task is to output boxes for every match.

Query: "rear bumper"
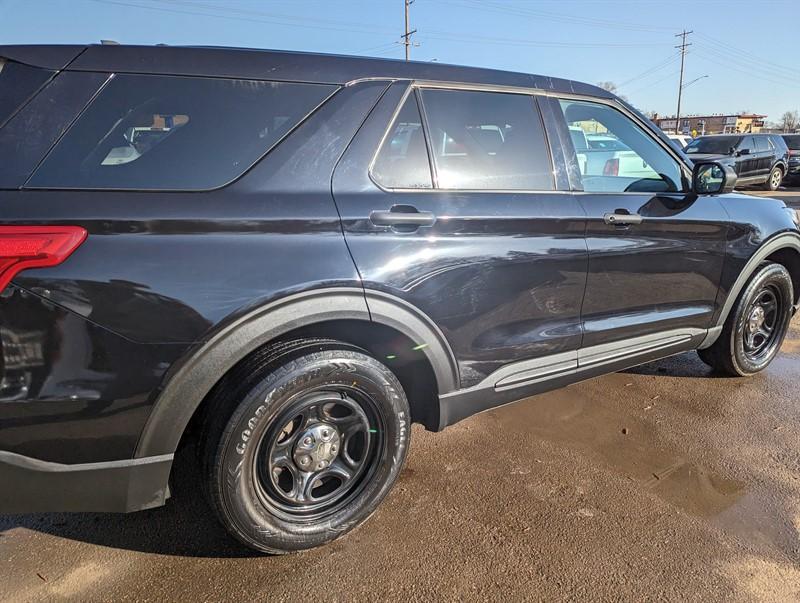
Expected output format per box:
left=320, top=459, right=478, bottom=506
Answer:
left=0, top=451, right=172, bottom=514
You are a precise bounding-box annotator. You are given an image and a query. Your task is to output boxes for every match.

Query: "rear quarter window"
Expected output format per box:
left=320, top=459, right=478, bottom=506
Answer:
left=0, top=58, right=54, bottom=128
left=27, top=74, right=337, bottom=190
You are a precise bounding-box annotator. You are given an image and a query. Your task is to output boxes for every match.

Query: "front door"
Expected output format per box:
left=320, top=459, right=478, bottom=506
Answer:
left=550, top=97, right=728, bottom=348
left=332, top=82, right=588, bottom=388
left=736, top=135, right=759, bottom=179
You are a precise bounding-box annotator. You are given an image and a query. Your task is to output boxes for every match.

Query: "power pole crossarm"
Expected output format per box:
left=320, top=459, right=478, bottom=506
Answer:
left=674, top=30, right=692, bottom=134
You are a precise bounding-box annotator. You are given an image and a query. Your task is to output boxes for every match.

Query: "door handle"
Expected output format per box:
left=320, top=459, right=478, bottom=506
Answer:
left=604, top=212, right=642, bottom=226
left=370, top=207, right=436, bottom=228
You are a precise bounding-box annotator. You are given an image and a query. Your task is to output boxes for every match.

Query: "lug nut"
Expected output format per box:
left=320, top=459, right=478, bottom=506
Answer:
left=303, top=436, right=313, bottom=446
left=318, top=460, right=328, bottom=469
left=322, top=430, right=329, bottom=439
left=299, top=456, right=310, bottom=466
left=331, top=445, right=337, bottom=453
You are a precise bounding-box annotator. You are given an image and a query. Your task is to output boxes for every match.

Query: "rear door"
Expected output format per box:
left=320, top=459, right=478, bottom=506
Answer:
left=332, top=82, right=588, bottom=388
left=547, top=96, right=728, bottom=349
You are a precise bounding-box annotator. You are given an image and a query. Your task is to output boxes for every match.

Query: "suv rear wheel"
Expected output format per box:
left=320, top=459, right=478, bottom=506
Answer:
left=761, top=166, right=783, bottom=191
left=201, top=339, right=411, bottom=553
left=698, top=262, right=793, bottom=376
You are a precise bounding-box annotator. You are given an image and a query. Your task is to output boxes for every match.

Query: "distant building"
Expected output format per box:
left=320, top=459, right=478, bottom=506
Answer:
left=653, top=113, right=767, bottom=136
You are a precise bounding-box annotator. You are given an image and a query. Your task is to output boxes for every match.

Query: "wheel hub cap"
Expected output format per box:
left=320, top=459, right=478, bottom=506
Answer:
left=293, top=423, right=341, bottom=471
left=748, top=305, right=766, bottom=334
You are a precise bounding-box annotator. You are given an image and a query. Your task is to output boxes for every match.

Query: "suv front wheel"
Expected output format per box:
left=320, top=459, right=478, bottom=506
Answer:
left=201, top=339, right=411, bottom=553
left=698, top=262, right=793, bottom=376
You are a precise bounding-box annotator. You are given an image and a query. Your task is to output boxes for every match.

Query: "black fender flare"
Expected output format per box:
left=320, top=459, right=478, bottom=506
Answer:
left=134, top=287, right=458, bottom=458
left=700, top=231, right=800, bottom=348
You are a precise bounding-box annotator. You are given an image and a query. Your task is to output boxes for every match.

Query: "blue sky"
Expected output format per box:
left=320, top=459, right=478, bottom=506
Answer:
left=2, top=0, right=798, bottom=122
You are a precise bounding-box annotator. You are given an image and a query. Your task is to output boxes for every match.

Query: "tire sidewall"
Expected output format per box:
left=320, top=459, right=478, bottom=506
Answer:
left=216, top=351, right=410, bottom=553
left=730, top=264, right=793, bottom=375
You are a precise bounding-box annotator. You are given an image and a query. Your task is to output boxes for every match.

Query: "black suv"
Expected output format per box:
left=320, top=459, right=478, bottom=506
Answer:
left=1, top=45, right=799, bottom=554
left=684, top=133, right=790, bottom=191
left=782, top=134, right=800, bottom=185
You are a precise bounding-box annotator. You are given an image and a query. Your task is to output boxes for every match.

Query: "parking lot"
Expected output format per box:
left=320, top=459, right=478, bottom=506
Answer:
left=2, top=318, right=799, bottom=600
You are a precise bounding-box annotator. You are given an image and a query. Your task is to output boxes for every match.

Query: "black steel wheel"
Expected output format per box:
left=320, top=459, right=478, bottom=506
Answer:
left=202, top=339, right=410, bottom=554
left=740, top=284, right=782, bottom=363
left=256, top=388, right=382, bottom=520
left=698, top=262, right=794, bottom=376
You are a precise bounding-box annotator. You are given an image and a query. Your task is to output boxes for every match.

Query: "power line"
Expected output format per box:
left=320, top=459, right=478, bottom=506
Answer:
left=617, top=53, right=681, bottom=88
left=692, top=47, right=800, bottom=89
left=674, top=30, right=692, bottom=134
left=625, top=69, right=682, bottom=97
left=694, top=32, right=800, bottom=78
left=439, top=0, right=674, bottom=34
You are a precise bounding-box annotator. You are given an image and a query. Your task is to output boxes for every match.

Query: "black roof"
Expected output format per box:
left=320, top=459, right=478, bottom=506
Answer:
left=1, top=44, right=612, bottom=99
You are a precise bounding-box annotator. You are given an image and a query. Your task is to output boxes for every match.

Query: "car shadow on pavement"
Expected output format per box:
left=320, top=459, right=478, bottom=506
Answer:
left=622, top=351, right=732, bottom=378
left=0, top=444, right=262, bottom=558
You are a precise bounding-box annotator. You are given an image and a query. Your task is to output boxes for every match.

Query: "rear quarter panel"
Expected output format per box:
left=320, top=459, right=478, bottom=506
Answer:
left=0, top=81, right=388, bottom=463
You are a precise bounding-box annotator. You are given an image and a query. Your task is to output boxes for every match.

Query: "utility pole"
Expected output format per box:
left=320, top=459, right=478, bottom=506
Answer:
left=402, top=0, right=417, bottom=61
left=674, top=29, right=692, bottom=134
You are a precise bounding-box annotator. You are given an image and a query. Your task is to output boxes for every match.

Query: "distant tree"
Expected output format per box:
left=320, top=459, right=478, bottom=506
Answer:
left=597, top=81, right=628, bottom=102
left=779, top=110, right=799, bottom=132
left=642, top=109, right=658, bottom=120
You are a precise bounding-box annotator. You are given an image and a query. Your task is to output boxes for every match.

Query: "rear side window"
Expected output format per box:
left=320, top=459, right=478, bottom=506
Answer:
left=0, top=59, right=54, bottom=128
left=372, top=93, right=432, bottom=189
left=28, top=74, right=336, bottom=190
left=754, top=136, right=771, bottom=152
left=420, top=89, right=554, bottom=190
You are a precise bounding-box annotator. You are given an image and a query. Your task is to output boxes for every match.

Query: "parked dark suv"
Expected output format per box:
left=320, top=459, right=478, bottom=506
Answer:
left=1, top=45, right=799, bottom=554
left=684, top=133, right=790, bottom=190
left=782, top=134, right=800, bottom=185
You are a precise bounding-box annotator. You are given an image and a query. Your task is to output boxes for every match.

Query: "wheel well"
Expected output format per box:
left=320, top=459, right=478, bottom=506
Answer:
left=288, top=320, right=441, bottom=429
left=178, top=319, right=441, bottom=452
left=766, top=247, right=800, bottom=304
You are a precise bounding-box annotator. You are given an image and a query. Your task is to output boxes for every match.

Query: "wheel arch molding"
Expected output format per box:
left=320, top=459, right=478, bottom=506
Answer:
left=701, top=231, right=800, bottom=349
left=134, top=287, right=458, bottom=458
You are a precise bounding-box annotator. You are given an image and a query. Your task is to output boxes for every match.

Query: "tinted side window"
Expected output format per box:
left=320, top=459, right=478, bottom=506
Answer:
left=420, top=89, right=554, bottom=190
left=0, top=71, right=109, bottom=189
left=739, top=136, right=756, bottom=153
left=29, top=75, right=336, bottom=190
left=558, top=99, right=683, bottom=193
left=0, top=59, right=54, bottom=128
left=783, top=135, right=800, bottom=150
left=371, top=92, right=432, bottom=189
left=770, top=135, right=788, bottom=152
left=754, top=136, right=770, bottom=152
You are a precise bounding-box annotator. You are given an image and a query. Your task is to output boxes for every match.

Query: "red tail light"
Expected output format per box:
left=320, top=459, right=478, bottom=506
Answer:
left=603, top=158, right=619, bottom=176
left=0, top=226, right=87, bottom=293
